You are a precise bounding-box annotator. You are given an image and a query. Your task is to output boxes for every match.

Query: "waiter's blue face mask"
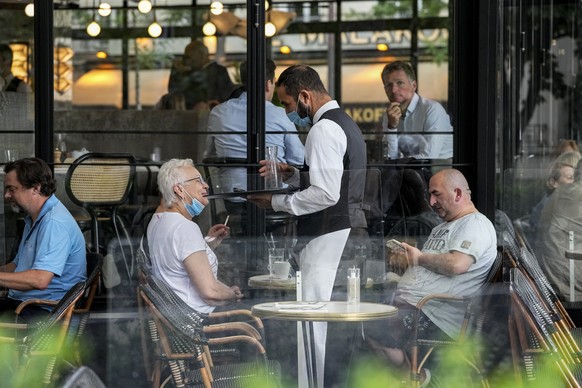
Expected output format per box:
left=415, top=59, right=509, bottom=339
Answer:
left=287, top=111, right=312, bottom=128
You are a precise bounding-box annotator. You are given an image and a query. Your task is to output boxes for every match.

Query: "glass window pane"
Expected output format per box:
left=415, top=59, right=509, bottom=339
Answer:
left=0, top=4, right=34, bottom=266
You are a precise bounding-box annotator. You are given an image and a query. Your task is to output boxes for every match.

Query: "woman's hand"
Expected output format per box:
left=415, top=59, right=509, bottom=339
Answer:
left=205, top=223, right=230, bottom=249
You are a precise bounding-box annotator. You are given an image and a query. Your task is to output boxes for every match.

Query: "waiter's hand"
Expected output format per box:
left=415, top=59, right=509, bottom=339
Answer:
left=247, top=192, right=273, bottom=209
left=258, top=160, right=295, bottom=181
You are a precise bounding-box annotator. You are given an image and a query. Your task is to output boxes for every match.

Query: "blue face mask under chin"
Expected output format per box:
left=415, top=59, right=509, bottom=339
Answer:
left=182, top=190, right=205, bottom=217
left=287, top=111, right=312, bottom=128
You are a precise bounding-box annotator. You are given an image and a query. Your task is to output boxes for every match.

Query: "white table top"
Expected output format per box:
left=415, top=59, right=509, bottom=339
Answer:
left=248, top=274, right=296, bottom=290
left=252, top=301, right=397, bottom=322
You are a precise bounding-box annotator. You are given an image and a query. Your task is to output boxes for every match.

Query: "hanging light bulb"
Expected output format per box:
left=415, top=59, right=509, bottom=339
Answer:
left=147, top=0, right=162, bottom=38
left=98, top=2, right=112, bottom=17
left=265, top=21, right=276, bottom=37
left=137, top=0, right=152, bottom=14
left=24, top=3, right=34, bottom=17
left=202, top=21, right=217, bottom=36
left=87, top=1, right=101, bottom=37
left=148, top=21, right=162, bottom=38
left=210, top=1, right=224, bottom=15
left=87, top=20, right=101, bottom=37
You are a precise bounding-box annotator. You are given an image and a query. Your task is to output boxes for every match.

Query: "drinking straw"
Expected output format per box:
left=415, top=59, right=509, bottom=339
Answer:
left=264, top=233, right=275, bottom=249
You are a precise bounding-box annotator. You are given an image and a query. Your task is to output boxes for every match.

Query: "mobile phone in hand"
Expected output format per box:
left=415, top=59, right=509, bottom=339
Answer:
left=386, top=239, right=405, bottom=251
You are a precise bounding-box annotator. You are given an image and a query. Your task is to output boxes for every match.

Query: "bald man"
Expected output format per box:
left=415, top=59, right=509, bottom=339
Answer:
left=365, top=169, right=497, bottom=384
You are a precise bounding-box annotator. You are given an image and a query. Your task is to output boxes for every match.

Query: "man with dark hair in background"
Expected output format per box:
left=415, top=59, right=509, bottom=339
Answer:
left=205, top=59, right=304, bottom=234
left=168, top=40, right=234, bottom=110
left=0, top=43, right=31, bottom=92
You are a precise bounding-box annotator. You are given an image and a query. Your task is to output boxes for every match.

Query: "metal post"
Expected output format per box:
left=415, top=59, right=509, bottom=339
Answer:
left=34, top=0, right=54, bottom=162
left=247, top=0, right=267, bottom=269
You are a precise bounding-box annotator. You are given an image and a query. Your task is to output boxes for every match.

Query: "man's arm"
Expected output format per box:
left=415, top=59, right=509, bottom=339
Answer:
left=267, top=106, right=305, bottom=166
left=0, top=262, right=16, bottom=273
left=381, top=111, right=400, bottom=159
left=415, top=101, right=452, bottom=159
left=282, top=128, right=306, bottom=166
left=0, top=269, right=54, bottom=290
left=402, top=242, right=474, bottom=276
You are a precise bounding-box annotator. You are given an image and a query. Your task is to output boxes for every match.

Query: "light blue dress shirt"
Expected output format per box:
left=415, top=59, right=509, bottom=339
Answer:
left=382, top=93, right=453, bottom=159
left=206, top=92, right=305, bottom=194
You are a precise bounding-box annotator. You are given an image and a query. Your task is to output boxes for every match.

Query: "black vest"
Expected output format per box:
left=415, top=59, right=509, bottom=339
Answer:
left=297, top=107, right=367, bottom=242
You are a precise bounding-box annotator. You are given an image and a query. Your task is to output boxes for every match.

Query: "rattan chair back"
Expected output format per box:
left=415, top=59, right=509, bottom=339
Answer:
left=65, top=153, right=136, bottom=207
left=508, top=268, right=582, bottom=386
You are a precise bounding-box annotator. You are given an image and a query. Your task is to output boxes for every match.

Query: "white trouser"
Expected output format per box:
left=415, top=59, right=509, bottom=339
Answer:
left=297, top=228, right=350, bottom=388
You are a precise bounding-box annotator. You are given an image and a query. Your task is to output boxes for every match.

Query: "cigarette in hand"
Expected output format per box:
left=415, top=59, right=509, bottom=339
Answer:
left=224, top=215, right=230, bottom=226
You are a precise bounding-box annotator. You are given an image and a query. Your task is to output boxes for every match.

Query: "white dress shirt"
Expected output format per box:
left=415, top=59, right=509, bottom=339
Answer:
left=272, top=100, right=346, bottom=215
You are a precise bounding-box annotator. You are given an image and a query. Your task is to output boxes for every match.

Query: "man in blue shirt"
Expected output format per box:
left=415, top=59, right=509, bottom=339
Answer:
left=205, top=59, right=305, bottom=233
left=0, top=158, right=86, bottom=322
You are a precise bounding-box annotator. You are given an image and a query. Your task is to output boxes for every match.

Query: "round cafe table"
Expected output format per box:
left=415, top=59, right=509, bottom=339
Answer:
left=248, top=274, right=296, bottom=290
left=252, top=301, right=397, bottom=388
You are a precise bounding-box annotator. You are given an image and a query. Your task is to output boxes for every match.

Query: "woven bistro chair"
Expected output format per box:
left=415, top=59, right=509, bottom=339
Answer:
left=508, top=268, right=582, bottom=387
left=65, top=153, right=136, bottom=283
left=139, top=283, right=281, bottom=387
left=59, top=366, right=106, bottom=388
left=135, top=242, right=265, bottom=344
left=0, top=282, right=85, bottom=387
left=407, top=250, right=503, bottom=387
left=506, top=232, right=582, bottom=349
left=14, top=252, right=104, bottom=366
left=144, top=271, right=264, bottom=352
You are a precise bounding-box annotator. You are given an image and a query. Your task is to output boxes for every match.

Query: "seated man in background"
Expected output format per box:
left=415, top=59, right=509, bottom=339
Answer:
left=0, top=44, right=32, bottom=93
left=380, top=60, right=453, bottom=160
left=0, top=158, right=87, bottom=323
left=365, top=169, right=497, bottom=385
left=535, top=159, right=582, bottom=302
left=205, top=58, right=305, bottom=233
left=168, top=40, right=234, bottom=110
left=529, top=151, right=581, bottom=238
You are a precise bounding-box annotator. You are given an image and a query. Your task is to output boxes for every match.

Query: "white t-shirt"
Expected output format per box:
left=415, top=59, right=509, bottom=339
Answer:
left=147, top=212, right=218, bottom=313
left=396, top=212, right=497, bottom=338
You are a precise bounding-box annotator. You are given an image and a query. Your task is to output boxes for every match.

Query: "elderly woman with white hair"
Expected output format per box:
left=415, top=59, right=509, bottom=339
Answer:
left=147, top=158, right=243, bottom=313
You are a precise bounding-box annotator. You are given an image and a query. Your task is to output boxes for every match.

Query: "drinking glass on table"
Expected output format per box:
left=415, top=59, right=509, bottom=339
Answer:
left=268, top=248, right=285, bottom=278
